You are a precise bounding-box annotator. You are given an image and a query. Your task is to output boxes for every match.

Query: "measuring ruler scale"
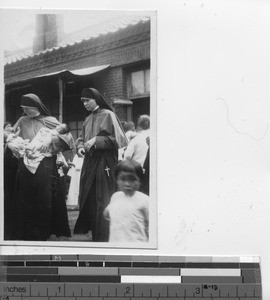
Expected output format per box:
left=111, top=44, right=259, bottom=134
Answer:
left=0, top=255, right=262, bottom=300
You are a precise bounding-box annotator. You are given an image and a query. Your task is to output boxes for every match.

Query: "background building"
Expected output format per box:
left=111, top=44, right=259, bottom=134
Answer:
left=4, top=13, right=151, bottom=141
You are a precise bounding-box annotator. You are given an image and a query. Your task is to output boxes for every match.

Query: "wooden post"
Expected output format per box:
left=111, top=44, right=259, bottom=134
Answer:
left=58, top=76, right=63, bottom=123
left=3, top=85, right=6, bottom=123
left=127, top=103, right=132, bottom=122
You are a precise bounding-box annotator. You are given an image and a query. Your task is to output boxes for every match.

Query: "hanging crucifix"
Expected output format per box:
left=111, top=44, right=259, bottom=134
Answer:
left=105, top=166, right=110, bottom=178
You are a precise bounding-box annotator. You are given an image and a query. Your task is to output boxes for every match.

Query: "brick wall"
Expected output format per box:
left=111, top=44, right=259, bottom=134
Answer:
left=5, top=40, right=150, bottom=85
left=114, top=105, right=128, bottom=122
left=93, top=67, right=125, bottom=101
left=5, top=19, right=150, bottom=84
left=5, top=19, right=151, bottom=125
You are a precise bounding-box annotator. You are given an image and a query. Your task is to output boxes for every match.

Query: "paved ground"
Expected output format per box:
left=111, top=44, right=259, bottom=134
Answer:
left=48, top=206, right=92, bottom=242
left=67, top=207, right=79, bottom=234
left=48, top=176, right=93, bottom=242
left=68, top=207, right=93, bottom=242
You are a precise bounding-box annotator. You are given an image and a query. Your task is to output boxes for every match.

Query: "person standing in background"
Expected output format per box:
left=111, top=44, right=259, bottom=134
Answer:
left=118, top=121, right=137, bottom=161
left=123, top=121, right=137, bottom=142
left=124, top=115, right=150, bottom=168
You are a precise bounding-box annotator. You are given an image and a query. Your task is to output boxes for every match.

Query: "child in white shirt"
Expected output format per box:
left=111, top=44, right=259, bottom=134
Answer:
left=104, top=159, right=149, bottom=243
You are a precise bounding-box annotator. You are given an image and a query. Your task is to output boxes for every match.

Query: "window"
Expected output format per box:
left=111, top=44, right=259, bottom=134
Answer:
left=68, top=120, right=84, bottom=140
left=130, top=69, right=150, bottom=97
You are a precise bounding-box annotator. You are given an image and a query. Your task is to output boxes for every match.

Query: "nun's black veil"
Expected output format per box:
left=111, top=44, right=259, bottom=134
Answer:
left=21, top=93, right=51, bottom=116
left=81, top=88, right=114, bottom=112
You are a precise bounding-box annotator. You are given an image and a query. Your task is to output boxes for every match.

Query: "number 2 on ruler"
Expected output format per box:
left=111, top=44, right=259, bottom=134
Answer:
left=125, top=287, right=131, bottom=295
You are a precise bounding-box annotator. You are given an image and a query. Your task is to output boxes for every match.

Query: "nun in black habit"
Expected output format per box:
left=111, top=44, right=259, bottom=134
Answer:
left=74, top=88, right=128, bottom=241
left=7, top=94, right=75, bottom=241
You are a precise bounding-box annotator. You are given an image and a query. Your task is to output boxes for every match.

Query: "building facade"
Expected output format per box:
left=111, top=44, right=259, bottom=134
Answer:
left=4, top=14, right=151, bottom=140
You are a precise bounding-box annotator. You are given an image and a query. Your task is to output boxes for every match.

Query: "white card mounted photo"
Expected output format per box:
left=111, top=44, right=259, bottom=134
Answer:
left=0, top=8, right=157, bottom=249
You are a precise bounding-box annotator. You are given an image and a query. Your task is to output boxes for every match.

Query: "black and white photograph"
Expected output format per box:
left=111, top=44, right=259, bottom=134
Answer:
left=0, top=9, right=157, bottom=248
left=3, top=0, right=270, bottom=297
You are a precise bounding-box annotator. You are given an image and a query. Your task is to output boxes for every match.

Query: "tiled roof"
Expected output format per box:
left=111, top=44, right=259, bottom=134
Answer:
left=4, top=15, right=150, bottom=66
left=5, top=47, right=33, bottom=65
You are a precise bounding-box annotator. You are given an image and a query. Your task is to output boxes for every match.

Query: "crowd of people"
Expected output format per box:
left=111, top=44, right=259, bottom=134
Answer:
left=4, top=88, right=150, bottom=243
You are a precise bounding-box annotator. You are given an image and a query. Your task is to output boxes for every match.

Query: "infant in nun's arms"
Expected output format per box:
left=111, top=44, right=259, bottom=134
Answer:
left=7, top=124, right=69, bottom=174
left=6, top=128, right=29, bottom=158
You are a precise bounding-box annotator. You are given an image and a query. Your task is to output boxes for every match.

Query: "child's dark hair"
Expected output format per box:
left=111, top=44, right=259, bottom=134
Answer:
left=59, top=123, right=70, bottom=134
left=115, top=159, right=143, bottom=182
left=123, top=121, right=135, bottom=133
left=4, top=122, right=12, bottom=129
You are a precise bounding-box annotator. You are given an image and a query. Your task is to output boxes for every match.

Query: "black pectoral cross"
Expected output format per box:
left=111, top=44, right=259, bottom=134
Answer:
left=105, top=166, right=110, bottom=178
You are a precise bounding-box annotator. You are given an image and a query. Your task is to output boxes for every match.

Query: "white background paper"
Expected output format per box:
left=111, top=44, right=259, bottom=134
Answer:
left=1, top=0, right=270, bottom=297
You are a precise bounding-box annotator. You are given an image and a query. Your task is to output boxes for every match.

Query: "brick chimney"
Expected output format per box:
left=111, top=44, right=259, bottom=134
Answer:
left=33, top=14, right=64, bottom=53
